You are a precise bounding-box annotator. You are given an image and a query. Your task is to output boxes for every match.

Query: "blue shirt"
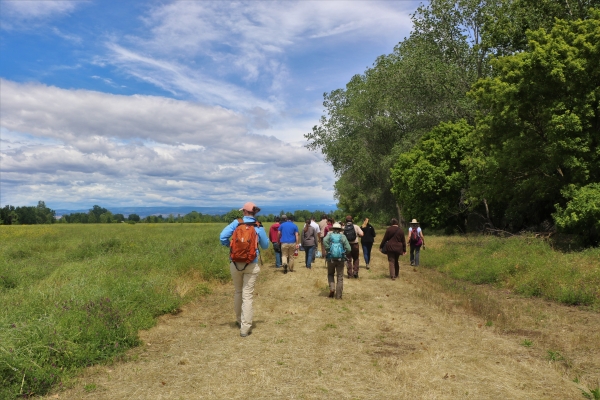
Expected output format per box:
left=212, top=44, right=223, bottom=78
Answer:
left=278, top=220, right=299, bottom=243
left=219, top=216, right=269, bottom=263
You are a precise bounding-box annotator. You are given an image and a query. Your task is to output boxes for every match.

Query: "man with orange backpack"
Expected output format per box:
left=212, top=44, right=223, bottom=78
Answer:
left=220, top=202, right=269, bottom=337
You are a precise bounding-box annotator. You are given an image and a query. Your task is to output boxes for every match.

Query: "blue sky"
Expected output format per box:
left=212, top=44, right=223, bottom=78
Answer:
left=1, top=0, right=420, bottom=209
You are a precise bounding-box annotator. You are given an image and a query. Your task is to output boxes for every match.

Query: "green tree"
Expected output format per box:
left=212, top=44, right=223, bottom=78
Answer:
left=224, top=209, right=243, bottom=222
left=127, top=213, right=140, bottom=222
left=553, top=183, right=600, bottom=245
left=469, top=12, right=600, bottom=229
left=306, top=0, right=487, bottom=220
left=391, top=120, right=475, bottom=231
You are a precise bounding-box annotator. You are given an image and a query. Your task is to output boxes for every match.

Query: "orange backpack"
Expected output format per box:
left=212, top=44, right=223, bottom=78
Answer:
left=230, top=218, right=261, bottom=269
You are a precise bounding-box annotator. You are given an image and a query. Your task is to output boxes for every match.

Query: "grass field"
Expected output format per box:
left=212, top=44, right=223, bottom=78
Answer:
left=420, top=234, right=600, bottom=310
left=0, top=223, right=248, bottom=398
left=1, top=224, right=599, bottom=398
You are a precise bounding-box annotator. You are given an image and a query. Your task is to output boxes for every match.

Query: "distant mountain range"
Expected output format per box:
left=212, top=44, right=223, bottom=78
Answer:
left=55, top=204, right=338, bottom=218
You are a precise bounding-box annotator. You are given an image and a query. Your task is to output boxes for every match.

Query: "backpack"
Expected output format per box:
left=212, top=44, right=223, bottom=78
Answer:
left=343, top=223, right=357, bottom=242
left=410, top=228, right=422, bottom=247
left=328, top=233, right=345, bottom=260
left=230, top=218, right=261, bottom=269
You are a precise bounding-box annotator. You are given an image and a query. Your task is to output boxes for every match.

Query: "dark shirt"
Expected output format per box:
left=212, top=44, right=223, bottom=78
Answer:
left=360, top=224, right=376, bottom=244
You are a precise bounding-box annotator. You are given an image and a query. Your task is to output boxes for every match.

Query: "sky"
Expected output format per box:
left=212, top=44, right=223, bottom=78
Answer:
left=0, top=0, right=420, bottom=210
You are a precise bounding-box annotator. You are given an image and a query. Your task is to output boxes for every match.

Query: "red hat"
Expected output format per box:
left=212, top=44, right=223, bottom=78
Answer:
left=239, top=202, right=257, bottom=212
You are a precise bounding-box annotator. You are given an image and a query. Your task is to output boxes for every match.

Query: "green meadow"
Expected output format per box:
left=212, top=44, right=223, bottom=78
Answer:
left=422, top=235, right=600, bottom=309
left=1, top=224, right=599, bottom=398
left=0, top=223, right=263, bottom=398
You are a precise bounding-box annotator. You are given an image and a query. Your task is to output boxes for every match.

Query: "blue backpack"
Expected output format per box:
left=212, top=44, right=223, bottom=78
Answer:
left=328, top=233, right=345, bottom=260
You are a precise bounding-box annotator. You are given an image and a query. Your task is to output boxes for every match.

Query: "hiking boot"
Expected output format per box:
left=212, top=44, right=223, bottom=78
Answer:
left=354, top=274, right=358, bottom=279
left=328, top=290, right=335, bottom=298
left=413, top=267, right=417, bottom=272
left=240, top=331, right=251, bottom=338
left=365, top=264, right=370, bottom=270
left=283, top=264, right=288, bottom=274
left=235, top=321, right=241, bottom=328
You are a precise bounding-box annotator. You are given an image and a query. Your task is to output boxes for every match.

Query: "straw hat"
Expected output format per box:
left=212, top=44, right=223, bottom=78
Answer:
left=410, top=219, right=419, bottom=224
left=332, top=222, right=342, bottom=229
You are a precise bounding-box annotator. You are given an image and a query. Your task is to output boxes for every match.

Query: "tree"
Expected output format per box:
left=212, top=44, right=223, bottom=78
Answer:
left=306, top=0, right=487, bottom=221
left=469, top=12, right=600, bottom=229
left=553, top=183, right=600, bottom=245
left=127, top=214, right=140, bottom=222
left=391, top=120, right=475, bottom=231
left=90, top=205, right=109, bottom=219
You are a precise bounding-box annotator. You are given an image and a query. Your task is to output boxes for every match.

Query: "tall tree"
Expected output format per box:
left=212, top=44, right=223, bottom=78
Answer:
left=468, top=11, right=600, bottom=229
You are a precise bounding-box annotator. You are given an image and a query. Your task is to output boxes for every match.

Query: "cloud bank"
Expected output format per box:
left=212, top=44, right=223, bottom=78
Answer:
left=1, top=80, right=335, bottom=208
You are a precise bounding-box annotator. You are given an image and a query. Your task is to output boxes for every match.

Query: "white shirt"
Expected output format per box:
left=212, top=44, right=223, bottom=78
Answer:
left=310, top=220, right=320, bottom=235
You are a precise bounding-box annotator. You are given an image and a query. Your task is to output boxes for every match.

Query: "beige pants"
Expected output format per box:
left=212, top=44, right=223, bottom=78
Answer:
left=230, top=262, right=260, bottom=335
left=281, top=243, right=296, bottom=271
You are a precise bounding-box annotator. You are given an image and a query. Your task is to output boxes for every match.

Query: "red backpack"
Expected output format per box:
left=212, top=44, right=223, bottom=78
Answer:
left=230, top=218, right=261, bottom=269
left=410, top=228, right=422, bottom=246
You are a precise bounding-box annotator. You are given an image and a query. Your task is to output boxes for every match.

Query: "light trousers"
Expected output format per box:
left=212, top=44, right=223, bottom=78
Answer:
left=230, top=262, right=260, bottom=335
left=281, top=243, right=296, bottom=271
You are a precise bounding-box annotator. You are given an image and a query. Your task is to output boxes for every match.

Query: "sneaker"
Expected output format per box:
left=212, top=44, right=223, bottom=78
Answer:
left=365, top=264, right=370, bottom=270
left=410, top=261, right=414, bottom=266
left=240, top=331, right=251, bottom=338
left=328, top=290, right=335, bottom=298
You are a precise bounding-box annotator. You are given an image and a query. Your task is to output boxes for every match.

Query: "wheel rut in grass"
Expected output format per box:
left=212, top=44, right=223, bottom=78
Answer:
left=49, top=250, right=595, bottom=399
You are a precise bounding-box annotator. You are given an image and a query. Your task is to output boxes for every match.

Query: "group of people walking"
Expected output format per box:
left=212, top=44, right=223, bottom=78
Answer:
left=219, top=202, right=425, bottom=337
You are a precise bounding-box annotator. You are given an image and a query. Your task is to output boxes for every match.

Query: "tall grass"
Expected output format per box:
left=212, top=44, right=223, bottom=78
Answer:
left=422, top=235, right=600, bottom=309
left=0, top=223, right=260, bottom=398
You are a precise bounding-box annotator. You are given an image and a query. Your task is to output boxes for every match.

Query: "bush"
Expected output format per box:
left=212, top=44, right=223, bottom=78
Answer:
left=554, top=183, right=600, bottom=246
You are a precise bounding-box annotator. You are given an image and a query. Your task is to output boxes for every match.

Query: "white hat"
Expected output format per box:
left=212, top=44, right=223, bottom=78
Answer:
left=410, top=219, right=419, bottom=224
left=332, top=222, right=342, bottom=229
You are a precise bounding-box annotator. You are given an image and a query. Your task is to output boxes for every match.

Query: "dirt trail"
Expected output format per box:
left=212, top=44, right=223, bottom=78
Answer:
left=49, top=250, right=596, bottom=399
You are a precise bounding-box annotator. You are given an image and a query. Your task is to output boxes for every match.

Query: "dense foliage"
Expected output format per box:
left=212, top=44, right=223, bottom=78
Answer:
left=306, top=0, right=600, bottom=244
left=0, top=201, right=56, bottom=225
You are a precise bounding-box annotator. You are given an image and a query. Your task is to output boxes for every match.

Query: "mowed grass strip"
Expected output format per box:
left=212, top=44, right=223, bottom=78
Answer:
left=0, top=223, right=259, bottom=398
left=421, top=235, right=600, bottom=309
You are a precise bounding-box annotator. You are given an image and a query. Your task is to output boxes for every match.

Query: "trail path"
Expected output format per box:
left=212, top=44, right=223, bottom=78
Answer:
left=50, top=249, right=596, bottom=399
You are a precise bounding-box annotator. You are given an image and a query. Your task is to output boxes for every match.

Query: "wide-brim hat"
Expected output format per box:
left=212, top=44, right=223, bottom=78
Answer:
left=332, top=222, right=342, bottom=229
left=410, top=219, right=419, bottom=224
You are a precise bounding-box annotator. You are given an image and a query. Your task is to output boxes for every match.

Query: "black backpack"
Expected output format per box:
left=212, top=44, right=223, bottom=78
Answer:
left=344, top=223, right=357, bottom=242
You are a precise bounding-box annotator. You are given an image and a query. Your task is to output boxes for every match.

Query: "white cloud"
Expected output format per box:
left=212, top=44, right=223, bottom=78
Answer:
left=101, top=1, right=416, bottom=138
left=0, top=80, right=336, bottom=208
left=1, top=0, right=80, bottom=30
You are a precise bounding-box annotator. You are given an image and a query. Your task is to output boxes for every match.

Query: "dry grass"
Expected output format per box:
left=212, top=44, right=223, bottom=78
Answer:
left=44, top=247, right=598, bottom=399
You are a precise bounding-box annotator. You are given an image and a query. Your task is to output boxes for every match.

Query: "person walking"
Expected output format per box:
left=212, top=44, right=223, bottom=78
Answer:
left=310, top=216, right=321, bottom=261
left=219, top=202, right=269, bottom=337
left=301, top=218, right=318, bottom=269
left=379, top=218, right=406, bottom=280
left=323, top=222, right=351, bottom=299
left=269, top=216, right=282, bottom=268
left=408, top=219, right=425, bottom=270
left=360, top=217, right=376, bottom=270
left=343, top=216, right=363, bottom=279
left=318, top=214, right=328, bottom=258
left=278, top=214, right=299, bottom=273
